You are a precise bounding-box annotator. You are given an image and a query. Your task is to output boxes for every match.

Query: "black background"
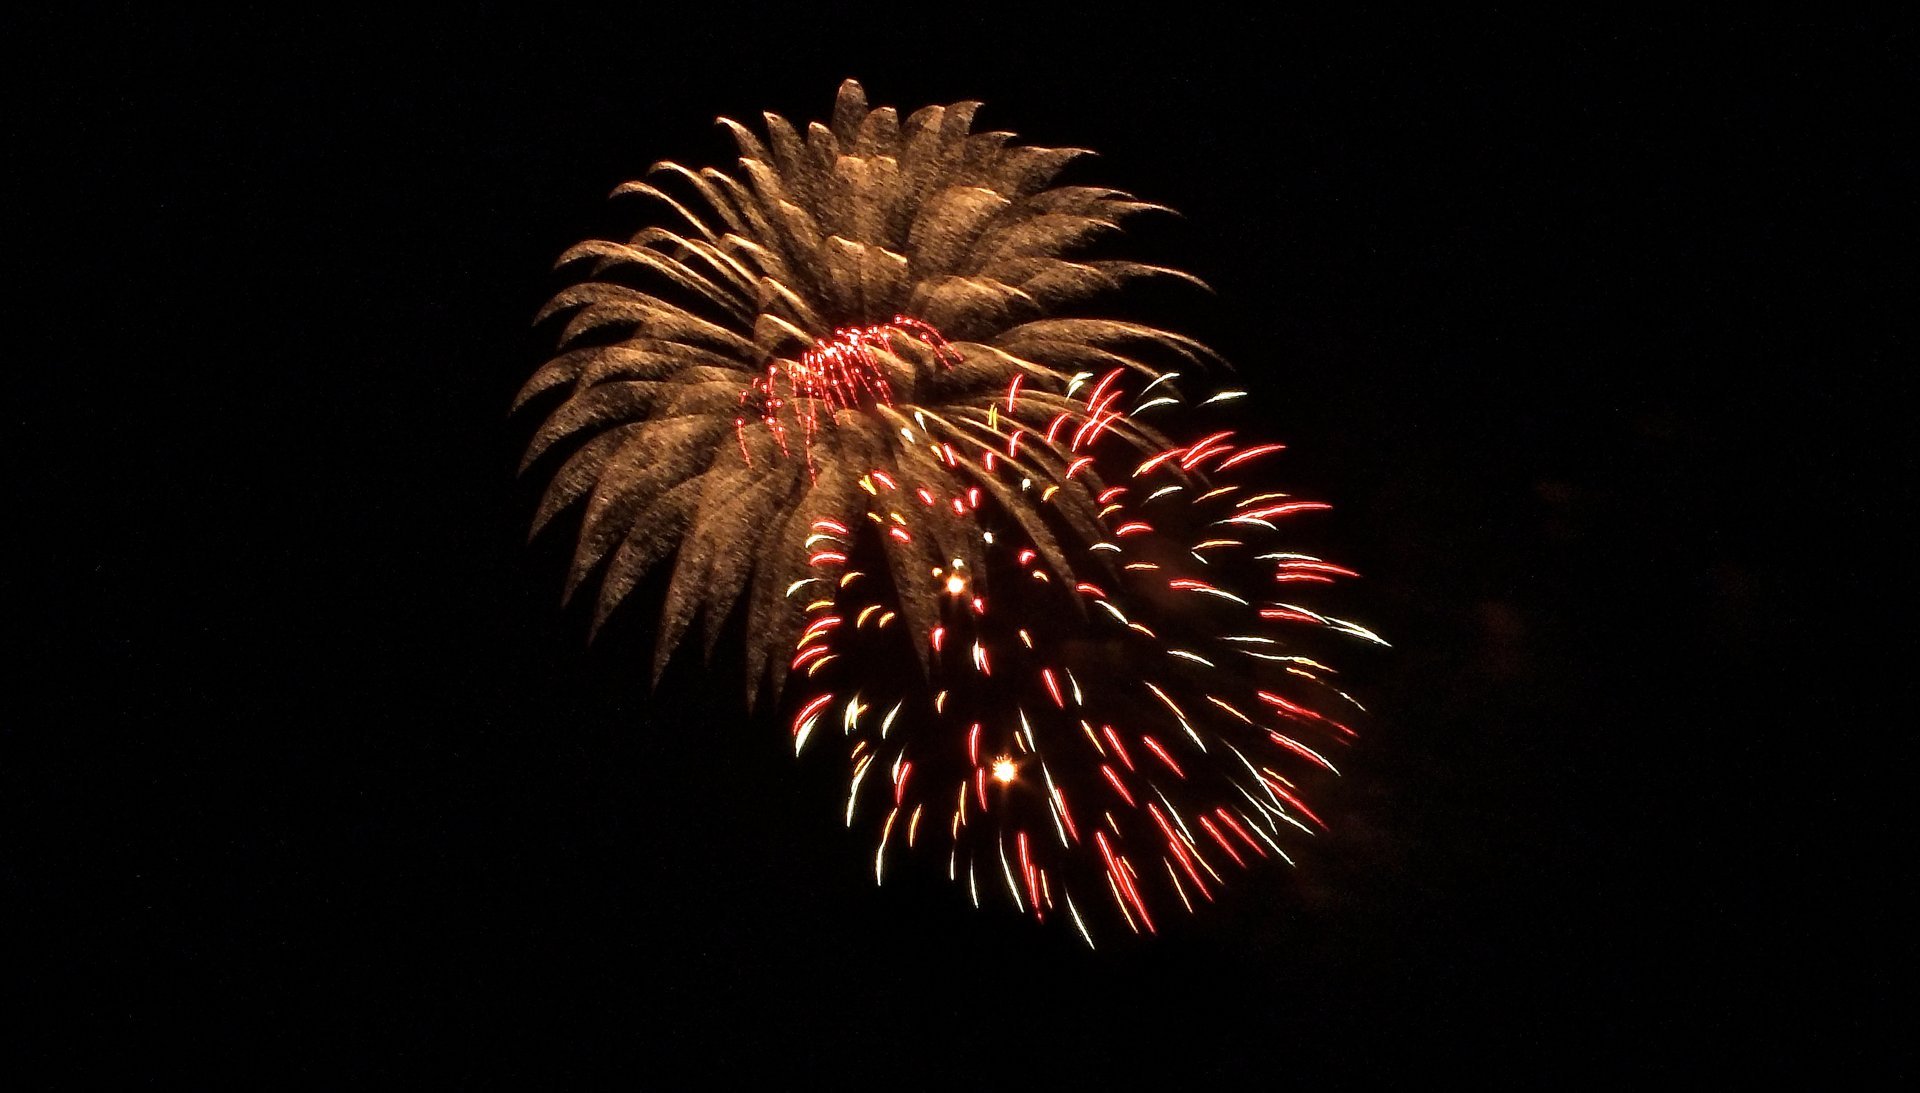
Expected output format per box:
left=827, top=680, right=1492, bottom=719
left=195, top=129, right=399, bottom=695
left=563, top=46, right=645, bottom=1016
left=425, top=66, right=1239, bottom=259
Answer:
left=13, top=6, right=1898, bottom=1083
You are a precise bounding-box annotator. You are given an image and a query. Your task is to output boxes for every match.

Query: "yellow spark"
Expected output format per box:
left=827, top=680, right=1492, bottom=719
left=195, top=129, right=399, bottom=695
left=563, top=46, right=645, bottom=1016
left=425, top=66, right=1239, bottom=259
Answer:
left=1206, top=695, right=1255, bottom=724
left=876, top=807, right=898, bottom=884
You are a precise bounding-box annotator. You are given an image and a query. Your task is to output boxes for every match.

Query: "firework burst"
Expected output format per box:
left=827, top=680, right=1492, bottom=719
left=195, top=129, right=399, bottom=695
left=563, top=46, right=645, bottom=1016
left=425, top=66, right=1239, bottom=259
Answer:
left=520, top=80, right=1379, bottom=942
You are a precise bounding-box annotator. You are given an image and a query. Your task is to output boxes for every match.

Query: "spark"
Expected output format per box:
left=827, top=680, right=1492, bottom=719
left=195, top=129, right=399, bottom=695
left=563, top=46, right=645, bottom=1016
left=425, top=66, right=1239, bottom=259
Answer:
left=1169, top=578, right=1249, bottom=606
left=1217, top=443, right=1286, bottom=470
left=1139, top=371, right=1181, bottom=396
left=876, top=807, right=897, bottom=884
left=847, top=754, right=875, bottom=825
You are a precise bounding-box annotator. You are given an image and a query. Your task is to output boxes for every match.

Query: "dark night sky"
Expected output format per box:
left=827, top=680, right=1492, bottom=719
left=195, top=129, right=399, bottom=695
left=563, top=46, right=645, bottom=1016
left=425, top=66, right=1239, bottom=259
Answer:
left=12, top=6, right=1899, bottom=1083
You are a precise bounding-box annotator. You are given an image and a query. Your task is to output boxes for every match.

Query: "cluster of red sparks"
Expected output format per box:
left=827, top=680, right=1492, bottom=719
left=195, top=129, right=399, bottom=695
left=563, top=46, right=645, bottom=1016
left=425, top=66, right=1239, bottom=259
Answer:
left=735, top=316, right=959, bottom=468
left=780, top=328, right=1380, bottom=945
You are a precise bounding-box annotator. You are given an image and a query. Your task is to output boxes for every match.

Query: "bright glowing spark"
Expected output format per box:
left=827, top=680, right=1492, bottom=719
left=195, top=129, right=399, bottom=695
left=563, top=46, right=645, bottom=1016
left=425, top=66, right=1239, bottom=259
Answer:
left=1139, top=371, right=1181, bottom=395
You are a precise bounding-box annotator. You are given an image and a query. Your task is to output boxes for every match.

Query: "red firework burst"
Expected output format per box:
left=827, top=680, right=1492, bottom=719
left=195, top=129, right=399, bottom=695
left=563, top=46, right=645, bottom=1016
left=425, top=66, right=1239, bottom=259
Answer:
left=519, top=80, right=1381, bottom=944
